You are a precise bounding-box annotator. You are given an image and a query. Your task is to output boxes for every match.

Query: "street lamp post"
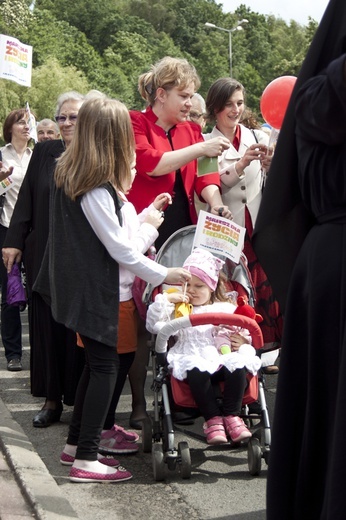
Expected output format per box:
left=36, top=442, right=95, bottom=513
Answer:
left=205, top=20, right=249, bottom=77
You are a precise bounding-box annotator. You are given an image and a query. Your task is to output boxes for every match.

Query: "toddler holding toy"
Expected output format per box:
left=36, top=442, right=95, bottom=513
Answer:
left=146, top=248, right=261, bottom=445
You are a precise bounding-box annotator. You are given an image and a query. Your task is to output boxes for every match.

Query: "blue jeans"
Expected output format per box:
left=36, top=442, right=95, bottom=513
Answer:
left=0, top=224, right=22, bottom=361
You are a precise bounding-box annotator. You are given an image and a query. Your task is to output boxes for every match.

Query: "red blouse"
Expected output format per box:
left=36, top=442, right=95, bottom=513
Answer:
left=128, top=106, right=221, bottom=223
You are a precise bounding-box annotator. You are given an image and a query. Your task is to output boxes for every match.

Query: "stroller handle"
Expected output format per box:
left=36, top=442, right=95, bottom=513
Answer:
left=155, top=312, right=264, bottom=354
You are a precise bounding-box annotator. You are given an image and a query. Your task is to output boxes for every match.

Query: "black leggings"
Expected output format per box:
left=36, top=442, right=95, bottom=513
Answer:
left=186, top=366, right=247, bottom=421
left=103, top=352, right=135, bottom=430
left=67, top=335, right=117, bottom=460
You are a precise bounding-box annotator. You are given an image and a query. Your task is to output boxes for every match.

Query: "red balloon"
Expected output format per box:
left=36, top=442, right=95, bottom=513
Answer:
left=260, top=76, right=297, bottom=130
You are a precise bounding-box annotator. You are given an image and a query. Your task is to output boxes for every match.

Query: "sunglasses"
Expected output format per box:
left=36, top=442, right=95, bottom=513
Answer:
left=55, top=115, right=78, bottom=124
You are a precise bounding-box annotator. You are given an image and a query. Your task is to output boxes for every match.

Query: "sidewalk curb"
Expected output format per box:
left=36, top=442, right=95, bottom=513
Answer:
left=0, top=397, right=79, bottom=519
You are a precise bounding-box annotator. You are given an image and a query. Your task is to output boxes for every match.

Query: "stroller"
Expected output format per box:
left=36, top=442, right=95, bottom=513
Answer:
left=141, top=226, right=271, bottom=481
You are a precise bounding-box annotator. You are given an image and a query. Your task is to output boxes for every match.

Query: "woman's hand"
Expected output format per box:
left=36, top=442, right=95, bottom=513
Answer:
left=2, top=248, right=22, bottom=273
left=164, top=267, right=191, bottom=285
left=0, top=162, right=14, bottom=182
left=260, top=147, right=273, bottom=172
left=203, top=136, right=230, bottom=157
left=144, top=209, right=164, bottom=229
left=201, top=186, right=232, bottom=219
left=210, top=205, right=233, bottom=220
left=153, top=192, right=172, bottom=211
left=237, top=143, right=268, bottom=171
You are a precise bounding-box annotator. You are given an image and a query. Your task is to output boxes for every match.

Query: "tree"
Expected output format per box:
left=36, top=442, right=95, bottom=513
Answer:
left=26, top=58, right=90, bottom=119
left=0, top=0, right=319, bottom=127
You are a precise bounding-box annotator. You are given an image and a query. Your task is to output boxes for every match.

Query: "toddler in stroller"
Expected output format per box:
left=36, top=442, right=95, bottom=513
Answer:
left=146, top=247, right=262, bottom=445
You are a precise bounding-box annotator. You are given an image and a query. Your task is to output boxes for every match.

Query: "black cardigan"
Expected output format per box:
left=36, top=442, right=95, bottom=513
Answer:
left=34, top=183, right=123, bottom=347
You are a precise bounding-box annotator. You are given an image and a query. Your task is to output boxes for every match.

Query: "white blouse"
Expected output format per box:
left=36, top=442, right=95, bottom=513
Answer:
left=0, top=144, right=32, bottom=227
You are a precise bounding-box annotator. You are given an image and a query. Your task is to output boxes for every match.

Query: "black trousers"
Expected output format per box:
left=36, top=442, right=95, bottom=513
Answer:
left=103, top=352, right=135, bottom=430
left=0, top=224, right=22, bottom=361
left=67, top=334, right=117, bottom=460
left=186, top=366, right=247, bottom=421
left=29, top=291, right=85, bottom=405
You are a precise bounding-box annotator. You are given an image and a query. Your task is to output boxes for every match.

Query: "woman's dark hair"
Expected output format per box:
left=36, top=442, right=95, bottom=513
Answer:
left=206, top=78, right=245, bottom=124
left=3, top=108, right=26, bottom=143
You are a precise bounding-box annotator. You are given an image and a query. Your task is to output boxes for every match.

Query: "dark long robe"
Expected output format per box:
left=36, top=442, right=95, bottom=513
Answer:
left=252, top=1, right=346, bottom=518
left=4, top=140, right=84, bottom=404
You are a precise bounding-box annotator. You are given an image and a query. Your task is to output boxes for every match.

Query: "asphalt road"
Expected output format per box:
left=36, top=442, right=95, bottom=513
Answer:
left=0, top=309, right=278, bottom=519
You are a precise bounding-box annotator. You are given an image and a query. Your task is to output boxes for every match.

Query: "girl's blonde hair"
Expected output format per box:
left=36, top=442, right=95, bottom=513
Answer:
left=210, top=271, right=229, bottom=304
left=138, top=56, right=201, bottom=105
left=55, top=97, right=135, bottom=200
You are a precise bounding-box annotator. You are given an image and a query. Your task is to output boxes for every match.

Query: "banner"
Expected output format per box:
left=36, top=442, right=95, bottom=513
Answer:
left=0, top=34, right=33, bottom=87
left=192, top=210, right=246, bottom=263
left=26, top=102, right=37, bottom=142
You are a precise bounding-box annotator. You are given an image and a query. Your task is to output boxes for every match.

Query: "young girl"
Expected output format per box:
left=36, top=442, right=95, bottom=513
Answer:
left=146, top=248, right=261, bottom=445
left=98, top=182, right=172, bottom=455
left=74, top=187, right=172, bottom=456
left=34, top=97, right=191, bottom=483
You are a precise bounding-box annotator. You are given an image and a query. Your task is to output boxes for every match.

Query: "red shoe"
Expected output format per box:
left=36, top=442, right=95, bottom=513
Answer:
left=203, top=416, right=228, bottom=445
left=223, top=415, right=252, bottom=443
left=69, top=466, right=132, bottom=483
left=60, top=451, right=120, bottom=467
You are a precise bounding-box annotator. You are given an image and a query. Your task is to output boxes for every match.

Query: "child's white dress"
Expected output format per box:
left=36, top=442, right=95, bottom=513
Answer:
left=146, top=294, right=261, bottom=381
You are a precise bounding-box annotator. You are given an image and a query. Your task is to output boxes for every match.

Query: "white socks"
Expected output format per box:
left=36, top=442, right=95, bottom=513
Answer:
left=63, top=444, right=118, bottom=474
left=72, top=459, right=118, bottom=475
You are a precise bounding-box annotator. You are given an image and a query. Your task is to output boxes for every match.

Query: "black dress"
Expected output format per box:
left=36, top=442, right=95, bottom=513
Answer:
left=253, top=1, right=346, bottom=517
left=4, top=140, right=84, bottom=405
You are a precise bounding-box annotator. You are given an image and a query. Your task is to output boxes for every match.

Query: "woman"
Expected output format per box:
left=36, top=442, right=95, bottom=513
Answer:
left=204, top=78, right=282, bottom=371
left=127, top=57, right=232, bottom=427
left=34, top=96, right=191, bottom=483
left=2, top=91, right=85, bottom=426
left=188, top=92, right=207, bottom=129
left=253, top=0, right=346, bottom=517
left=128, top=56, right=232, bottom=251
left=0, top=109, right=32, bottom=371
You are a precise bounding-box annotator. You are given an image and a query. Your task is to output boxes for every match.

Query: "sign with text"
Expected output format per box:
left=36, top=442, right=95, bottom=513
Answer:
left=192, top=210, right=246, bottom=263
left=0, top=34, right=33, bottom=87
left=0, top=175, right=14, bottom=195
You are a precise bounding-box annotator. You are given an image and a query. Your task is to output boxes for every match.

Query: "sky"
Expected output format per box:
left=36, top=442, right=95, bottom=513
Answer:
left=219, top=0, right=330, bottom=26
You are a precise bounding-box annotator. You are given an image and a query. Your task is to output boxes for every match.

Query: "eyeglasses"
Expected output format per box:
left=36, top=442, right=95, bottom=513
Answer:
left=55, top=115, right=78, bottom=124
left=189, top=111, right=204, bottom=120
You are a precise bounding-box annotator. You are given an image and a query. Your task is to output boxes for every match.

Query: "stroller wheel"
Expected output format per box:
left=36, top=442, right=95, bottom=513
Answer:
left=247, top=438, right=262, bottom=476
left=142, top=416, right=153, bottom=453
left=178, top=441, right=191, bottom=480
left=263, top=449, right=270, bottom=465
left=152, top=443, right=165, bottom=481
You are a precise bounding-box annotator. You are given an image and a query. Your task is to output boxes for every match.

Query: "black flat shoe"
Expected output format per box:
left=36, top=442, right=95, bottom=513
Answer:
left=129, top=412, right=150, bottom=430
left=7, top=358, right=22, bottom=371
left=33, top=406, right=63, bottom=428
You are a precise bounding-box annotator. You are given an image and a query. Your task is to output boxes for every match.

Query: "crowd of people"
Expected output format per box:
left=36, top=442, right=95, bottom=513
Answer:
left=1, top=0, right=341, bottom=495
left=0, top=56, right=280, bottom=484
